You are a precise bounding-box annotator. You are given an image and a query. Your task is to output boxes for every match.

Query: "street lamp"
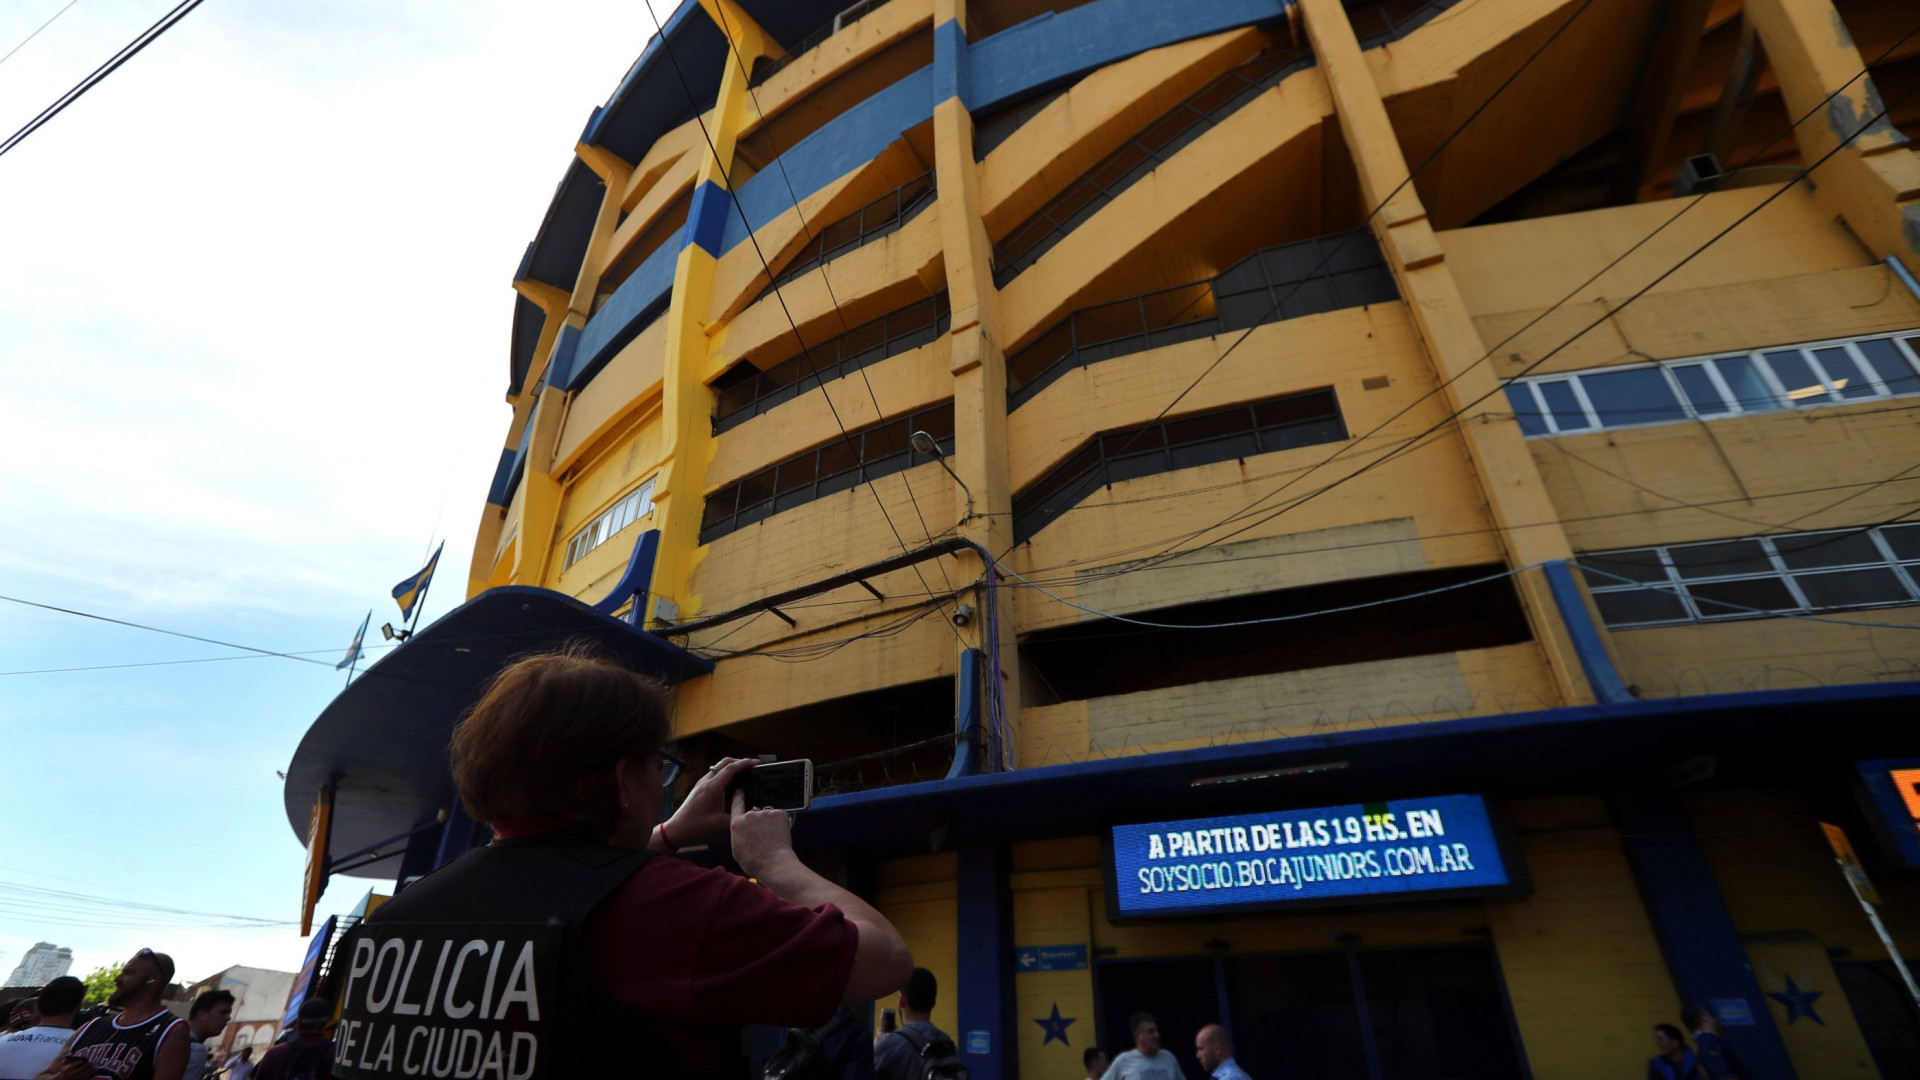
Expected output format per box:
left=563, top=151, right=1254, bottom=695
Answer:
left=910, top=430, right=974, bottom=522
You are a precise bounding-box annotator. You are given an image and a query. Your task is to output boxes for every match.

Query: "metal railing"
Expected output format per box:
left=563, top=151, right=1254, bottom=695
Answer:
left=1006, top=231, right=1399, bottom=408
left=761, top=171, right=936, bottom=296
left=715, top=291, right=951, bottom=432
left=751, top=0, right=894, bottom=87
left=991, top=42, right=1316, bottom=285
left=1347, top=0, right=1461, bottom=48
left=1012, top=390, right=1348, bottom=542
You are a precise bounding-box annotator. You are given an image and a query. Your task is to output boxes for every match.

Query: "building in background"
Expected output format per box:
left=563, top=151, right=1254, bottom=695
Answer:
left=286, top=0, right=1920, bottom=1077
left=4, top=944, right=72, bottom=989
left=179, top=967, right=297, bottom=1058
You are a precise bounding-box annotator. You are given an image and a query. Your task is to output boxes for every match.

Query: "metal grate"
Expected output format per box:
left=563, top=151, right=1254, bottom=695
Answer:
left=759, top=171, right=937, bottom=297
left=750, top=0, right=894, bottom=87
left=1007, top=231, right=1398, bottom=408
left=715, top=291, right=951, bottom=432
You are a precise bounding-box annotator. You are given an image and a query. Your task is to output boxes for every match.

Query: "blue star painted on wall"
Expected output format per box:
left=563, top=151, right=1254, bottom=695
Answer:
left=1034, top=1003, right=1076, bottom=1046
left=1767, top=975, right=1825, bottom=1025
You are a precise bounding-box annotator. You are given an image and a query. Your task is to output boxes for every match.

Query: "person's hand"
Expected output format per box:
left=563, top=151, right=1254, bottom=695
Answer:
left=729, top=789, right=797, bottom=880
left=663, top=756, right=756, bottom=843
left=51, top=1057, right=91, bottom=1080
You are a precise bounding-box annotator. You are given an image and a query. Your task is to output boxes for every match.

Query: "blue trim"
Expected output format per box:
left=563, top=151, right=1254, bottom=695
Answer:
left=567, top=240, right=678, bottom=390
left=395, top=819, right=444, bottom=885
left=956, top=840, right=1014, bottom=1080
left=684, top=180, right=732, bottom=257
left=947, top=649, right=985, bottom=779
left=1543, top=560, right=1633, bottom=704
left=548, top=323, right=583, bottom=391
left=933, top=20, right=968, bottom=106
left=592, top=528, right=660, bottom=619
left=434, top=800, right=484, bottom=870
left=1855, top=758, right=1920, bottom=866
left=1610, top=790, right=1798, bottom=1080
left=485, top=448, right=518, bottom=506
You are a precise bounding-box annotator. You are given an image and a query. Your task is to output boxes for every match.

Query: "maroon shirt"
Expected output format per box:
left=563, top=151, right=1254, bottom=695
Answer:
left=490, top=821, right=859, bottom=1030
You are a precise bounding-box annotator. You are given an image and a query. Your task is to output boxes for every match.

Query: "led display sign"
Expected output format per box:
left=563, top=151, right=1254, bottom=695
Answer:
left=1855, top=759, right=1920, bottom=867
left=1109, top=794, right=1518, bottom=919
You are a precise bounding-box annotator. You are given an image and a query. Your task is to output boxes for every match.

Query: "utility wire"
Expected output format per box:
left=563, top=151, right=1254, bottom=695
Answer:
left=635, top=0, right=968, bottom=628
left=0, top=593, right=337, bottom=666
left=0, top=0, right=210, bottom=161
left=0, top=0, right=83, bottom=69
left=1014, top=18, right=1920, bottom=581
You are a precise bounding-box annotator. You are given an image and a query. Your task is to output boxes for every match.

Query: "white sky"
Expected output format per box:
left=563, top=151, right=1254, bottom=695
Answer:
left=0, top=0, right=667, bottom=986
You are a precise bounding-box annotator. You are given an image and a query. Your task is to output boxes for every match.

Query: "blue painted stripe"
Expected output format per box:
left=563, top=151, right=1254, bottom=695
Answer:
left=683, top=180, right=732, bottom=257
left=933, top=19, right=967, bottom=105
left=485, top=448, right=518, bottom=506
left=547, top=323, right=583, bottom=391
left=1543, top=560, right=1634, bottom=704
left=956, top=840, right=1013, bottom=1080
left=567, top=240, right=680, bottom=389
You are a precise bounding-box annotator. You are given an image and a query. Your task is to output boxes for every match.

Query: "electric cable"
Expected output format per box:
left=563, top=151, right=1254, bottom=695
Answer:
left=635, top=0, right=967, bottom=622
left=0, top=0, right=83, bottom=69
left=0, top=592, right=338, bottom=666
left=1008, top=19, right=1920, bottom=581
left=0, top=0, right=211, bottom=161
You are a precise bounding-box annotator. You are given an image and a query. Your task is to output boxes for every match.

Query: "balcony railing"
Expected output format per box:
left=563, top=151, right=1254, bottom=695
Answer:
left=1347, top=0, right=1460, bottom=48
left=759, top=171, right=936, bottom=299
left=751, top=0, right=893, bottom=87
left=991, top=42, right=1316, bottom=285
left=715, top=291, right=951, bottom=433
left=1006, top=231, right=1399, bottom=408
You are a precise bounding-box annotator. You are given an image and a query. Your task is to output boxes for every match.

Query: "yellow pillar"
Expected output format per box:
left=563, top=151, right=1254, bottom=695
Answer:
left=931, top=0, right=1024, bottom=762
left=1743, top=0, right=1920, bottom=261
left=1299, top=0, right=1601, bottom=706
left=645, top=2, right=779, bottom=621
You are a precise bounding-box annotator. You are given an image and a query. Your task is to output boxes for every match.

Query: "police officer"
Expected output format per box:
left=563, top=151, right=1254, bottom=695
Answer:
left=330, top=644, right=912, bottom=1080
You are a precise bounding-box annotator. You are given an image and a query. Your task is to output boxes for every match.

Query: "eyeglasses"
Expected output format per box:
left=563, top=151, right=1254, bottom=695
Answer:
left=655, top=748, right=687, bottom=789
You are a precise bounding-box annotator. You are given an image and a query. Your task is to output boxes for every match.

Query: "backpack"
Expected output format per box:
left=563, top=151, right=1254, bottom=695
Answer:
left=762, top=1009, right=857, bottom=1080
left=895, top=1027, right=968, bottom=1080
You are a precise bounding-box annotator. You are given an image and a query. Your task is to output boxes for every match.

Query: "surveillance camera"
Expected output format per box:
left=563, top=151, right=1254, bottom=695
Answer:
left=952, top=602, right=975, bottom=627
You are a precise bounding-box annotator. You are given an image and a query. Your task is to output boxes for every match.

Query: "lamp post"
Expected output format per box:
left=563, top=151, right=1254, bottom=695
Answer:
left=910, top=430, right=975, bottom=523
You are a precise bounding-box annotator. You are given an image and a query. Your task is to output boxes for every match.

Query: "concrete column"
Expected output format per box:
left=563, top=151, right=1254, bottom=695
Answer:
left=1298, top=0, right=1613, bottom=707
left=957, top=838, right=1016, bottom=1080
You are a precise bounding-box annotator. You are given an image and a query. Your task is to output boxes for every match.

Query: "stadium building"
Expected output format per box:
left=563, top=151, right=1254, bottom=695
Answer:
left=285, top=0, right=1920, bottom=1075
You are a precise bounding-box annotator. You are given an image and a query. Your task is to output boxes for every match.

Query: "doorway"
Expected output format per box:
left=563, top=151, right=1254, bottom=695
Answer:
left=1094, top=944, right=1526, bottom=1080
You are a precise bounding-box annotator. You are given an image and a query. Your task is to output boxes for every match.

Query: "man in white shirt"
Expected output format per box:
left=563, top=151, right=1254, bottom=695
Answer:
left=219, top=1047, right=253, bottom=1080
left=0, top=977, right=83, bottom=1080
left=1195, top=1025, right=1250, bottom=1080
left=1107, top=1013, right=1182, bottom=1080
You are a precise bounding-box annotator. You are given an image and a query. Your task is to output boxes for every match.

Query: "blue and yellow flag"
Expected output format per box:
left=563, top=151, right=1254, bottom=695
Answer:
left=392, top=543, right=443, bottom=621
left=336, top=611, right=371, bottom=670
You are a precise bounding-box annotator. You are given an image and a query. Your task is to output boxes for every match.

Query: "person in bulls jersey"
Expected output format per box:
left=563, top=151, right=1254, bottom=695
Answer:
left=332, top=644, right=913, bottom=1080
left=33, top=950, right=186, bottom=1080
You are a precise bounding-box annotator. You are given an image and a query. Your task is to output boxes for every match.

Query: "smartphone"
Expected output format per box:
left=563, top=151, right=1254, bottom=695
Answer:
left=729, top=758, right=813, bottom=811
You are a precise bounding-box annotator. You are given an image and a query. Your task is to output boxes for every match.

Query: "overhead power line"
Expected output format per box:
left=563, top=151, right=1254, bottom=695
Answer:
left=0, top=0, right=84, bottom=69
left=0, top=0, right=211, bottom=162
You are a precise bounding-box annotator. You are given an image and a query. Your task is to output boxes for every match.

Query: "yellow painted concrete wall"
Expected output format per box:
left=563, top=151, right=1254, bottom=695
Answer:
left=875, top=853, right=961, bottom=1039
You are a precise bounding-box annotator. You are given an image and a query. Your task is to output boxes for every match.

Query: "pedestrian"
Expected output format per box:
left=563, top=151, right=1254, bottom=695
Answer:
left=249, top=1001, right=329, bottom=1080
left=1194, top=1025, right=1248, bottom=1080
left=873, top=968, right=962, bottom=1080
left=33, top=949, right=187, bottom=1080
left=0, top=978, right=83, bottom=1080
left=876, top=1009, right=897, bottom=1044
left=331, top=645, right=913, bottom=1078
left=1107, top=1014, right=1181, bottom=1080
left=1083, top=1047, right=1109, bottom=1080
left=221, top=1047, right=254, bottom=1080
left=1648, top=1024, right=1707, bottom=1080
left=1680, top=1005, right=1745, bottom=1079
left=185, top=992, right=233, bottom=1080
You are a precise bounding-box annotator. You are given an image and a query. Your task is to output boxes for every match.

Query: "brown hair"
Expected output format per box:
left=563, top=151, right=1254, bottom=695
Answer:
left=449, top=642, right=670, bottom=830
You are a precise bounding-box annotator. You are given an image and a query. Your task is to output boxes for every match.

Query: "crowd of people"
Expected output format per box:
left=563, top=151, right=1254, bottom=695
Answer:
left=1648, top=1005, right=1747, bottom=1080
left=0, top=954, right=327, bottom=1080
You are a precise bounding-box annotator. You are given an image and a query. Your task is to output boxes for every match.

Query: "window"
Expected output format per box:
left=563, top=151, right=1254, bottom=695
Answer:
left=1012, top=389, right=1346, bottom=542
left=1578, top=523, right=1920, bottom=628
left=562, top=478, right=657, bottom=571
left=701, top=401, right=954, bottom=543
left=1505, top=331, right=1920, bottom=436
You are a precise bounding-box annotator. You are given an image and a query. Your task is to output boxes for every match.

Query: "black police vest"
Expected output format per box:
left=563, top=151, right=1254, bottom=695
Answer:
left=332, top=834, right=689, bottom=1080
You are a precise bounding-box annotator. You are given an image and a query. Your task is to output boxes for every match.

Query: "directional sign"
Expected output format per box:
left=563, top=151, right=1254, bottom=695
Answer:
left=1015, top=945, right=1088, bottom=972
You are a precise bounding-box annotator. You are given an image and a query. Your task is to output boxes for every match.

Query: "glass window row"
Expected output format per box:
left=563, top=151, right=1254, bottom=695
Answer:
left=563, top=478, right=657, bottom=571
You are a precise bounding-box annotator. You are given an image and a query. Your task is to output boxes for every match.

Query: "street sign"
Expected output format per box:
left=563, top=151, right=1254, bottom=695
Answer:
left=1015, top=945, right=1089, bottom=972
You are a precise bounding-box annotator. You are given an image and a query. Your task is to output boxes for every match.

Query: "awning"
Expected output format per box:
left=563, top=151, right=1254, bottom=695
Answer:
left=281, top=585, right=712, bottom=880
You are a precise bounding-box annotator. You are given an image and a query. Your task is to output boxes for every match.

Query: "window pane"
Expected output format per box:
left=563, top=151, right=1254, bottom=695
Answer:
left=1506, top=384, right=1549, bottom=435
left=1593, top=588, right=1690, bottom=627
left=1688, top=577, right=1798, bottom=617
left=1671, top=364, right=1730, bottom=416
left=1167, top=407, right=1254, bottom=448
left=1857, top=339, right=1920, bottom=397
left=1773, top=530, right=1882, bottom=570
left=1254, top=390, right=1337, bottom=429
left=1794, top=568, right=1912, bottom=609
left=1537, top=380, right=1591, bottom=431
left=1763, top=350, right=1830, bottom=406
left=1713, top=356, right=1781, bottom=413
left=1577, top=368, right=1688, bottom=427
left=1668, top=540, right=1773, bottom=579
left=1578, top=549, right=1669, bottom=586
left=1881, top=524, right=1920, bottom=561
left=1814, top=346, right=1878, bottom=399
